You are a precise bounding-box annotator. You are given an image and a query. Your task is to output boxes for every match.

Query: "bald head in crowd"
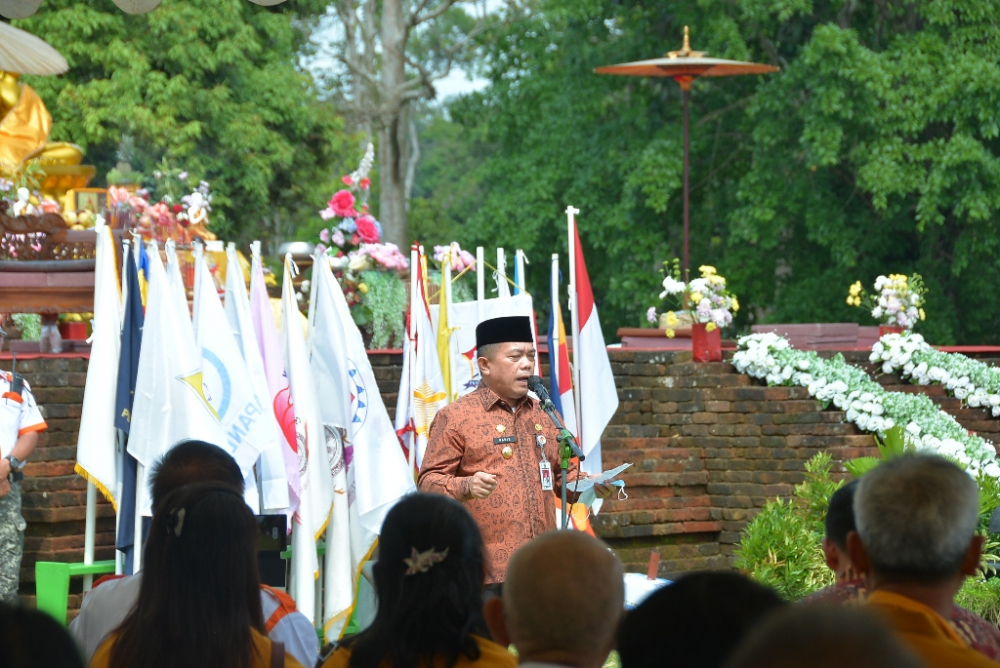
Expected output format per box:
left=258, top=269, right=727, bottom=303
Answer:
left=485, top=531, right=624, bottom=668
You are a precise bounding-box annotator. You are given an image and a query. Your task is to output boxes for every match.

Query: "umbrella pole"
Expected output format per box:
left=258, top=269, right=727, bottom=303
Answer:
left=675, top=77, right=693, bottom=282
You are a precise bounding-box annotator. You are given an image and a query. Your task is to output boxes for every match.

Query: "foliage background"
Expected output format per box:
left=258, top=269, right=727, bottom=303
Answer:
left=13, top=0, right=1000, bottom=344
left=409, top=0, right=1000, bottom=344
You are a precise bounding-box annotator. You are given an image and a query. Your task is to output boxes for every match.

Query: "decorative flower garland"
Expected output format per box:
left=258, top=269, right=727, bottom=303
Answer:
left=733, top=333, right=999, bottom=476
left=872, top=333, right=1000, bottom=418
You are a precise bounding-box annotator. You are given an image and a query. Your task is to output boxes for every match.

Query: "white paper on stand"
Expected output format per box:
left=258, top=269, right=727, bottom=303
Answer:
left=567, top=462, right=632, bottom=510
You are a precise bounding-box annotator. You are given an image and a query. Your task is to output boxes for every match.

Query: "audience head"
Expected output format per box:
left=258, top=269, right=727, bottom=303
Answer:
left=822, top=480, right=859, bottom=579
left=617, top=571, right=786, bottom=668
left=110, top=483, right=263, bottom=668
left=148, top=440, right=243, bottom=510
left=485, top=531, right=624, bottom=668
left=348, top=493, right=488, bottom=668
left=0, top=603, right=84, bottom=668
left=849, top=453, right=983, bottom=586
left=725, top=604, right=924, bottom=668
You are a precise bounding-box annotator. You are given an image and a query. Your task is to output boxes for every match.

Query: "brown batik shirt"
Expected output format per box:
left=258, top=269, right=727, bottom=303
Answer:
left=417, top=383, right=582, bottom=584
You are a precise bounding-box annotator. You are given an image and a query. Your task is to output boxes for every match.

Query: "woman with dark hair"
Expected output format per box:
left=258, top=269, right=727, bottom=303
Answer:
left=89, top=483, right=305, bottom=668
left=322, top=493, right=515, bottom=668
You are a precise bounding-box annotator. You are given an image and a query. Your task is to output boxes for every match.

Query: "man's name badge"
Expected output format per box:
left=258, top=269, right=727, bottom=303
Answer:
left=539, top=460, right=553, bottom=491
left=494, top=436, right=516, bottom=445
left=535, top=434, right=546, bottom=448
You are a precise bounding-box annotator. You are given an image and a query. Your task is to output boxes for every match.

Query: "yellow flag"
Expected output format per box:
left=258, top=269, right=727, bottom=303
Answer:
left=433, top=253, right=454, bottom=401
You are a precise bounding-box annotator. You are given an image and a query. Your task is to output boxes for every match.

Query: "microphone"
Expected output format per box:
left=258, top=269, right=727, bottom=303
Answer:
left=527, top=375, right=554, bottom=407
left=528, top=375, right=585, bottom=461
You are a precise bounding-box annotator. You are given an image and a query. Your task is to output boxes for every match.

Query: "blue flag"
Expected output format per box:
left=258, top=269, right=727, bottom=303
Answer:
left=115, top=244, right=145, bottom=573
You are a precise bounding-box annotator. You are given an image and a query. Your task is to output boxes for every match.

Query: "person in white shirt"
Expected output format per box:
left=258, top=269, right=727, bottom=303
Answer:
left=0, top=369, right=46, bottom=605
left=70, top=440, right=318, bottom=667
left=484, top=530, right=624, bottom=668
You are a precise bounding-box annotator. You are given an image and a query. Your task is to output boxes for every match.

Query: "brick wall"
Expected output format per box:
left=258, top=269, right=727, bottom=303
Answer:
left=12, top=348, right=1000, bottom=605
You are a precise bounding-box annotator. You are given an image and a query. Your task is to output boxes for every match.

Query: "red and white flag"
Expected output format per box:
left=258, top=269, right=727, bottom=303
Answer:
left=568, top=207, right=619, bottom=476
left=395, top=247, right=448, bottom=472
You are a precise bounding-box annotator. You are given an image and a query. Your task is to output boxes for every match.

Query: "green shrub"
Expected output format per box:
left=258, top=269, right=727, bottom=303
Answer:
left=733, top=453, right=841, bottom=600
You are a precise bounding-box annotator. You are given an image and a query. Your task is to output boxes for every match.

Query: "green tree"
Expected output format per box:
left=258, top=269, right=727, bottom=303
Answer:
left=14, top=0, right=352, bottom=252
left=427, top=0, right=1000, bottom=343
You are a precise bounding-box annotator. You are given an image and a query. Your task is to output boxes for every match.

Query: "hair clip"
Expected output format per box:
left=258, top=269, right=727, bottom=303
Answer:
left=404, top=546, right=449, bottom=576
left=166, top=507, right=187, bottom=537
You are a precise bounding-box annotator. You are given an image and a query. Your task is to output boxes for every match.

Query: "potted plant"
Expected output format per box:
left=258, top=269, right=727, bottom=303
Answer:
left=846, top=274, right=926, bottom=337
left=647, top=260, right=739, bottom=362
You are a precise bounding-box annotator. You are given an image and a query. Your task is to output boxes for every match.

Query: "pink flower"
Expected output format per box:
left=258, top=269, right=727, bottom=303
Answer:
left=362, top=243, right=409, bottom=271
left=342, top=175, right=355, bottom=186
left=329, top=190, right=358, bottom=217
left=433, top=243, right=475, bottom=272
left=320, top=208, right=337, bottom=221
left=360, top=177, right=371, bottom=190
left=316, top=243, right=327, bottom=254
left=109, top=186, right=131, bottom=205
left=356, top=215, right=380, bottom=243
left=319, top=228, right=330, bottom=243
left=332, top=230, right=345, bottom=247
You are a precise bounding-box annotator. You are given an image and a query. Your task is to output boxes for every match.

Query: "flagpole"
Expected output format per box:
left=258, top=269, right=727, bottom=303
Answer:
left=441, top=247, right=453, bottom=401
left=566, top=206, right=583, bottom=445
left=496, top=248, right=508, bottom=297
left=476, top=247, right=485, bottom=323
left=82, top=483, right=96, bottom=590
left=307, top=248, right=322, bottom=353
left=114, top=430, right=125, bottom=575
left=515, top=250, right=526, bottom=293
left=192, top=242, right=204, bottom=333
left=408, top=245, right=419, bottom=474
left=133, top=462, right=145, bottom=572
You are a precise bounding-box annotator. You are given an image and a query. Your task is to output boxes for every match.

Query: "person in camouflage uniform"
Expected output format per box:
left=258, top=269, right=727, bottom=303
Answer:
left=1, top=369, right=46, bottom=605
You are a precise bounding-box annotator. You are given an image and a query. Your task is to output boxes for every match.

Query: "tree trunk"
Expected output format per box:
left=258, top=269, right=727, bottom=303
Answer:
left=378, top=0, right=409, bottom=248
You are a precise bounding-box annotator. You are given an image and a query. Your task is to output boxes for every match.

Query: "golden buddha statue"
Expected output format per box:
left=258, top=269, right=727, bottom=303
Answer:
left=0, top=71, right=84, bottom=169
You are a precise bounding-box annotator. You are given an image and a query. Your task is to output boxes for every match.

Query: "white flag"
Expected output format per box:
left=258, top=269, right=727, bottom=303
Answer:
left=311, top=256, right=415, bottom=639
left=192, top=250, right=271, bottom=512
left=250, top=248, right=302, bottom=519
left=281, top=256, right=334, bottom=615
left=409, top=255, right=448, bottom=468
left=128, top=241, right=227, bottom=513
left=224, top=243, right=290, bottom=513
left=74, top=224, right=121, bottom=508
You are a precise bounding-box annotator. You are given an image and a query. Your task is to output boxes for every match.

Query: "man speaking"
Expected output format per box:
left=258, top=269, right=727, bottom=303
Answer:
left=418, top=316, right=610, bottom=591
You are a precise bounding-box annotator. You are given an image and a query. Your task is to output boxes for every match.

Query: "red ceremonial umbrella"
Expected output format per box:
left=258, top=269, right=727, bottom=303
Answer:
left=595, top=26, right=778, bottom=278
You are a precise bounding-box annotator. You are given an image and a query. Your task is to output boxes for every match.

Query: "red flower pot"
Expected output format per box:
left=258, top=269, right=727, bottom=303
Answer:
left=692, top=322, right=722, bottom=362
left=58, top=322, right=87, bottom=340
left=879, top=325, right=905, bottom=338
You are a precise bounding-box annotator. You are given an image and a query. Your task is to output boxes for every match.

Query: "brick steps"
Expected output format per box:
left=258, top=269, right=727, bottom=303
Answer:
left=16, top=347, right=1000, bottom=598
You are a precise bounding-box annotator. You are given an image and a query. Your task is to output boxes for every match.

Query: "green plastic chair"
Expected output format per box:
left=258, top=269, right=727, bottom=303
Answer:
left=35, top=560, right=117, bottom=625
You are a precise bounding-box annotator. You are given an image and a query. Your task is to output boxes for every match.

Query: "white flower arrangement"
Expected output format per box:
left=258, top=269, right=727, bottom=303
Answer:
left=733, top=333, right=999, bottom=476
left=846, top=274, right=927, bottom=329
left=872, top=332, right=1000, bottom=418
left=647, top=260, right=739, bottom=338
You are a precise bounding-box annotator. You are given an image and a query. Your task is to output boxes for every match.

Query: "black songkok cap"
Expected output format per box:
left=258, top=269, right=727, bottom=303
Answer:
left=476, top=316, right=534, bottom=350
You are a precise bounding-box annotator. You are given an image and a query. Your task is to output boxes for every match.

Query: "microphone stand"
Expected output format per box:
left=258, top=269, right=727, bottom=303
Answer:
left=534, top=391, right=585, bottom=530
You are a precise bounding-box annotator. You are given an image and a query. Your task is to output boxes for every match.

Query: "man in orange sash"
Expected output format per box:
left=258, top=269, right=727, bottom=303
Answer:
left=848, top=454, right=996, bottom=668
